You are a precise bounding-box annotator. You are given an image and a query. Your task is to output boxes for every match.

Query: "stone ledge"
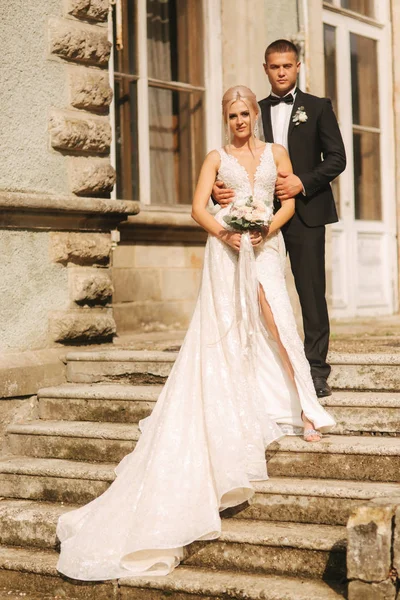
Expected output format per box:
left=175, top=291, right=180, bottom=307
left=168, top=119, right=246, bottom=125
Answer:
left=0, top=191, right=138, bottom=217
left=0, top=349, right=67, bottom=399
left=119, top=208, right=207, bottom=244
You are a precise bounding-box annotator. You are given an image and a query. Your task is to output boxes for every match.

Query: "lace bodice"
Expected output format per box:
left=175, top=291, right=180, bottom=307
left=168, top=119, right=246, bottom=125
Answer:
left=216, top=144, right=276, bottom=208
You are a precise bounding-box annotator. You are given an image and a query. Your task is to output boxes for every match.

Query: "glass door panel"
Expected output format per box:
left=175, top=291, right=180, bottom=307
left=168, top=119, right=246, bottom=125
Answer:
left=350, top=32, right=381, bottom=220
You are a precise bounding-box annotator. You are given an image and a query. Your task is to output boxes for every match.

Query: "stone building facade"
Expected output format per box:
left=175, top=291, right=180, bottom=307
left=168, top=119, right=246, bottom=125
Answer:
left=1, top=0, right=400, bottom=390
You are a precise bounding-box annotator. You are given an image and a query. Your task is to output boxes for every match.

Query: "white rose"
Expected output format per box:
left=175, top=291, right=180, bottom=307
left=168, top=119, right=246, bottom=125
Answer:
left=298, top=112, right=308, bottom=123
left=234, top=197, right=247, bottom=207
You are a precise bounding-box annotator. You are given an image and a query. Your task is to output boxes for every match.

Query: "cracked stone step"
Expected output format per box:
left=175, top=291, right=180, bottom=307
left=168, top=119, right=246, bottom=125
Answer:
left=37, top=384, right=400, bottom=434
left=65, top=349, right=400, bottom=390
left=7, top=422, right=400, bottom=480
left=0, top=500, right=346, bottom=581
left=1, top=457, right=399, bottom=525
left=0, top=546, right=345, bottom=600
left=66, top=350, right=178, bottom=384
left=38, top=383, right=160, bottom=423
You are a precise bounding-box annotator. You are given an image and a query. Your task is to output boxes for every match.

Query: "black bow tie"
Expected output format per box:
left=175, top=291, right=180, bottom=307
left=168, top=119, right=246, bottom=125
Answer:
left=266, top=93, right=294, bottom=106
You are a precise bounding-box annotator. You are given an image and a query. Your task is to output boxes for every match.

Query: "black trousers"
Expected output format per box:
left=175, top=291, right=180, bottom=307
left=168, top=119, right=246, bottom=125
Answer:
left=281, top=212, right=331, bottom=380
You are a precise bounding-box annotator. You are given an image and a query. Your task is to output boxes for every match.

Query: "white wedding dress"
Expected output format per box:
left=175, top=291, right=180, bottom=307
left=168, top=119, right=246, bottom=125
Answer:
left=57, top=143, right=335, bottom=581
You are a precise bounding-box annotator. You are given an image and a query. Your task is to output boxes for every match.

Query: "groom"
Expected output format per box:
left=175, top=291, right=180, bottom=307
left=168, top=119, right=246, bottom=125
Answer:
left=213, top=39, right=346, bottom=397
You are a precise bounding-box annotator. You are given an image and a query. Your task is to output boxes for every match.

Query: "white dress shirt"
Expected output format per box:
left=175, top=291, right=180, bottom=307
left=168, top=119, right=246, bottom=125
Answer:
left=270, top=87, right=297, bottom=151
left=270, top=87, right=305, bottom=194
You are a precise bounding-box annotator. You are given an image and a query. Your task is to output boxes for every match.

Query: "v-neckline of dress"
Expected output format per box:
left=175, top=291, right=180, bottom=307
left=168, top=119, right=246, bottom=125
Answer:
left=223, top=144, right=269, bottom=195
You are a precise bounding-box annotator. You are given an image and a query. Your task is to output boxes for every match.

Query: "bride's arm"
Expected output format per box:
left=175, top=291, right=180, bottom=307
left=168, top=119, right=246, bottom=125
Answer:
left=268, top=144, right=295, bottom=236
left=191, top=151, right=241, bottom=251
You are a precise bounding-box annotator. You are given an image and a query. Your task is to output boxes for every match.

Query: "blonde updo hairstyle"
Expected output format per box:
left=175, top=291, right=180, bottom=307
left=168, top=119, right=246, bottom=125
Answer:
left=222, top=85, right=259, bottom=153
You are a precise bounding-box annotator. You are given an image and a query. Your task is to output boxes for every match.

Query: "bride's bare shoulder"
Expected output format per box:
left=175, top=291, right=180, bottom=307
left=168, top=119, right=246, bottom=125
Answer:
left=204, top=149, right=221, bottom=169
left=271, top=143, right=289, bottom=159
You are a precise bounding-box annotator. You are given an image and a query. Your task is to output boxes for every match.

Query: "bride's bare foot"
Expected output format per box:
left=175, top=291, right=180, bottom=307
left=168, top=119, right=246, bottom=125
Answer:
left=301, top=412, right=322, bottom=443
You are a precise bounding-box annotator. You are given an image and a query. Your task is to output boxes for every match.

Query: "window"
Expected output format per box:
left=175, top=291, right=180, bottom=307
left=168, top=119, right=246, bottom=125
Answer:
left=350, top=33, right=381, bottom=220
left=341, top=0, right=374, bottom=18
left=323, top=23, right=340, bottom=214
left=324, top=0, right=375, bottom=19
left=113, top=0, right=206, bottom=205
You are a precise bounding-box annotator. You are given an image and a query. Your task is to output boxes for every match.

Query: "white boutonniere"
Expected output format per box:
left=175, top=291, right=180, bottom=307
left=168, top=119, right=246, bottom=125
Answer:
left=292, top=106, right=308, bottom=126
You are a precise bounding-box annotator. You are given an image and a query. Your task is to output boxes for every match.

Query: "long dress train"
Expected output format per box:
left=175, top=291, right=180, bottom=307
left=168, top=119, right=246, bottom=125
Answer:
left=56, top=144, right=335, bottom=581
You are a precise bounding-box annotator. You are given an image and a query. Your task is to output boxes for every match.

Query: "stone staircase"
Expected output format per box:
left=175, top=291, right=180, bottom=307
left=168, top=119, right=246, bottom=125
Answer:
left=0, top=350, right=400, bottom=599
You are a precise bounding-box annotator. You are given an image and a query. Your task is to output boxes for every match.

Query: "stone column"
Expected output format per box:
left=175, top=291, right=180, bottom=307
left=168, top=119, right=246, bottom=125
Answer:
left=347, top=499, right=400, bottom=600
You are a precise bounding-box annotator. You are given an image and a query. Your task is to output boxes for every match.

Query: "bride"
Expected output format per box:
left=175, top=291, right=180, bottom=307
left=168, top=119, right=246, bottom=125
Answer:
left=56, top=85, right=335, bottom=582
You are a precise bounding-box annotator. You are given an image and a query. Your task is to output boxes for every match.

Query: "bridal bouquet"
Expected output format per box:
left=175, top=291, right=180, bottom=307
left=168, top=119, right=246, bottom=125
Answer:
left=223, top=195, right=273, bottom=232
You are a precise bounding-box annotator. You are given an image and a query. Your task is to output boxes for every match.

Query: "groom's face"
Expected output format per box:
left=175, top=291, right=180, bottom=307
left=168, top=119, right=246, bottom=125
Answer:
left=263, top=52, right=300, bottom=97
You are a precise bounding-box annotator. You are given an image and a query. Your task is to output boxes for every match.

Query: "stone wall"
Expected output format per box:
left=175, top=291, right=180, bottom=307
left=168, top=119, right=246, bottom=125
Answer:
left=113, top=210, right=207, bottom=333
left=347, top=499, right=400, bottom=599
left=0, top=0, right=138, bottom=355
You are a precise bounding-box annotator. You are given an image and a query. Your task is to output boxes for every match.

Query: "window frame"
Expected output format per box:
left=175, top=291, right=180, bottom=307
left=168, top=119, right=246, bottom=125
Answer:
left=109, top=0, right=223, bottom=207
left=323, top=0, right=387, bottom=25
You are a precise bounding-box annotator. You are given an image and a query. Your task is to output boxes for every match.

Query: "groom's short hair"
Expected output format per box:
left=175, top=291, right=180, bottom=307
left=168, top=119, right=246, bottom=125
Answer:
left=264, top=39, right=299, bottom=62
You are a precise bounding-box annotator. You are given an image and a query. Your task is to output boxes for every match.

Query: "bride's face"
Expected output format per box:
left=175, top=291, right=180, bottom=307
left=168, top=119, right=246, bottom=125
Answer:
left=228, top=100, right=255, bottom=140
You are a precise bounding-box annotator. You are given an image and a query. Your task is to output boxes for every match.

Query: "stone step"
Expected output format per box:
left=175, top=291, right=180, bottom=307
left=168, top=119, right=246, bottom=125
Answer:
left=7, top=421, right=400, bottom=480
left=66, top=350, right=177, bottom=384
left=0, top=500, right=346, bottom=581
left=38, top=383, right=160, bottom=423
left=0, top=545, right=118, bottom=599
left=267, top=434, right=400, bottom=482
left=0, top=545, right=346, bottom=600
left=0, top=500, right=67, bottom=549
left=1, top=457, right=399, bottom=525
left=320, top=391, right=400, bottom=434
left=184, top=519, right=347, bottom=580
left=38, top=384, right=400, bottom=434
left=65, top=349, right=400, bottom=391
left=6, top=421, right=139, bottom=463
left=330, top=352, right=400, bottom=391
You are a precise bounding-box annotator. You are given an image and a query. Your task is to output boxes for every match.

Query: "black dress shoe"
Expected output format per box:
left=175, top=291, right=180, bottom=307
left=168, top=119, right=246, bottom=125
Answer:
left=313, top=377, right=332, bottom=398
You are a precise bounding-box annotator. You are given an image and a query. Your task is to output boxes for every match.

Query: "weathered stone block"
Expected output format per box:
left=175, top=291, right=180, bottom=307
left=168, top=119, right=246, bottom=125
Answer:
left=349, top=579, right=397, bottom=600
left=70, top=268, right=113, bottom=303
left=49, top=110, right=111, bottom=154
left=112, top=269, right=161, bottom=303
left=49, top=17, right=110, bottom=66
left=112, top=245, right=136, bottom=268
left=68, top=66, right=112, bottom=112
left=66, top=0, right=109, bottom=22
left=50, top=232, right=111, bottom=265
left=69, top=157, right=116, bottom=195
left=347, top=504, right=395, bottom=582
left=161, top=268, right=202, bottom=301
left=49, top=310, right=116, bottom=342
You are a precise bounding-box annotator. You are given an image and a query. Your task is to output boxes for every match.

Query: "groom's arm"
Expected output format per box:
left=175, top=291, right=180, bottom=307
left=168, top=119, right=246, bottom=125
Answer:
left=298, top=99, right=346, bottom=197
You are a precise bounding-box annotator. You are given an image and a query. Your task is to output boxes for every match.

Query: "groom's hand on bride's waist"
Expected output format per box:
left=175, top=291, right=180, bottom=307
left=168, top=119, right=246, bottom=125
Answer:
left=275, top=172, right=305, bottom=201
left=212, top=180, right=235, bottom=207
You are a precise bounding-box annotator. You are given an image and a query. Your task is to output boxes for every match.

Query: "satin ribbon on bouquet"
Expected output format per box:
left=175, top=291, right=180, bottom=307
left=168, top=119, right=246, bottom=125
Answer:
left=237, top=232, right=261, bottom=358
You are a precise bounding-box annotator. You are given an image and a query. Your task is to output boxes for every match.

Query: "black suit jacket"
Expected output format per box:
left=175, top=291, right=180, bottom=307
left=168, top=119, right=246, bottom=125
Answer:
left=259, top=89, right=346, bottom=227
